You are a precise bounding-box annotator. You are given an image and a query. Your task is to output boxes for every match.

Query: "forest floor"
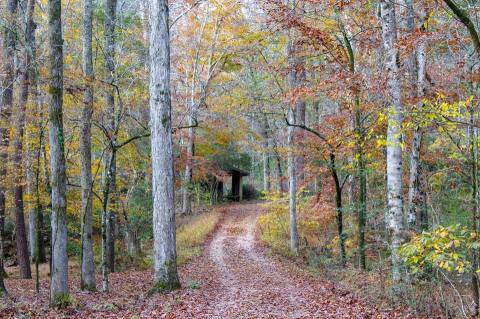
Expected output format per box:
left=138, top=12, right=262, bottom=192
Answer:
left=2, top=202, right=409, bottom=318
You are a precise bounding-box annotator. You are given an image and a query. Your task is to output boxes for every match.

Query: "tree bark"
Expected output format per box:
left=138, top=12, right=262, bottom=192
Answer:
left=26, top=0, right=46, bottom=266
left=182, top=120, right=194, bottom=215
left=101, top=150, right=115, bottom=292
left=12, top=0, right=38, bottom=280
left=380, top=0, right=404, bottom=286
left=329, top=153, right=346, bottom=265
left=344, top=30, right=367, bottom=270
left=287, top=107, right=299, bottom=253
left=262, top=118, right=271, bottom=193
left=469, top=107, right=480, bottom=315
left=0, top=0, right=19, bottom=296
left=404, top=0, right=427, bottom=230
left=286, top=0, right=299, bottom=253
left=104, top=0, right=117, bottom=274
left=80, top=0, right=96, bottom=291
left=47, top=0, right=69, bottom=305
left=148, top=0, right=180, bottom=292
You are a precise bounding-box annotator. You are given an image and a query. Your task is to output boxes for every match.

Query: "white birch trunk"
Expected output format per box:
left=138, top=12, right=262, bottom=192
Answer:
left=380, top=0, right=404, bottom=284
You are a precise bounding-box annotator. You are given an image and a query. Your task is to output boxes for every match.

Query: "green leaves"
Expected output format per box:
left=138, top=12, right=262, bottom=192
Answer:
left=400, top=224, right=479, bottom=275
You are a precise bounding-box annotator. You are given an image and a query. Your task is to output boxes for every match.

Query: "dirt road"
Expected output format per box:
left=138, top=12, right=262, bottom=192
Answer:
left=3, top=202, right=406, bottom=318
left=174, top=202, right=402, bottom=318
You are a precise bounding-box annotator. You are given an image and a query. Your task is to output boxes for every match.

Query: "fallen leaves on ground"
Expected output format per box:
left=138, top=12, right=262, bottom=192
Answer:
left=2, top=203, right=412, bottom=318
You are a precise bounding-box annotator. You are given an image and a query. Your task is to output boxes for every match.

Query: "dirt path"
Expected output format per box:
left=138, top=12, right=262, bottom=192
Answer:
left=175, top=202, right=402, bottom=318
left=3, top=202, right=406, bottom=318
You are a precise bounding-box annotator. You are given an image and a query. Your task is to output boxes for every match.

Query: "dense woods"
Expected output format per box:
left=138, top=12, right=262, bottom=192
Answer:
left=3, top=0, right=480, bottom=317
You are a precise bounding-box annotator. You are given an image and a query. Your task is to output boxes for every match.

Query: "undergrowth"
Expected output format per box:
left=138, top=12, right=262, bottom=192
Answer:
left=257, top=194, right=472, bottom=317
left=176, top=209, right=223, bottom=265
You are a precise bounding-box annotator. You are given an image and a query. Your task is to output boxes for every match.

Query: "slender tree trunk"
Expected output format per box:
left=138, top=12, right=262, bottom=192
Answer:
left=262, top=119, right=271, bottom=193
left=404, top=0, right=427, bottom=230
left=104, top=0, right=117, bottom=274
left=286, top=0, right=299, bottom=253
left=263, top=146, right=271, bottom=193
left=293, top=1, right=305, bottom=188
left=148, top=0, right=180, bottom=292
left=407, top=128, right=423, bottom=226
left=47, top=0, right=69, bottom=305
left=182, top=120, right=194, bottom=215
left=274, top=149, right=285, bottom=193
left=80, top=0, right=96, bottom=291
left=469, top=107, right=480, bottom=315
left=26, top=2, right=46, bottom=266
left=101, top=150, right=115, bottom=292
left=287, top=107, right=299, bottom=253
left=380, top=0, right=404, bottom=286
left=329, top=153, right=346, bottom=265
left=344, top=31, right=367, bottom=270
left=41, top=120, right=52, bottom=277
left=0, top=0, right=19, bottom=296
left=11, top=0, right=38, bottom=280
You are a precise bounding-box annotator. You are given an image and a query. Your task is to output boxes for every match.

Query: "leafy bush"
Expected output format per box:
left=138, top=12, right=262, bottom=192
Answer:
left=400, top=224, right=480, bottom=275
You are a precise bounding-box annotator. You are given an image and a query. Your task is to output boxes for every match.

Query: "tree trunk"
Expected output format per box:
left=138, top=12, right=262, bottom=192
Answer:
left=380, top=0, right=404, bottom=286
left=12, top=0, right=38, bottom=280
left=182, top=120, right=194, bottom=215
left=47, top=0, right=69, bottom=305
left=344, top=30, right=367, bottom=270
left=293, top=1, right=305, bottom=189
left=104, top=0, right=117, bottom=274
left=274, top=148, right=285, bottom=193
left=286, top=0, right=299, bottom=253
left=101, top=150, right=115, bottom=292
left=80, top=0, right=96, bottom=291
left=329, top=153, right=346, bottom=265
left=148, top=0, right=180, bottom=292
left=404, top=0, right=427, bottom=230
left=262, top=120, right=271, bottom=193
left=469, top=107, right=480, bottom=315
left=287, top=107, right=299, bottom=253
left=0, top=0, right=20, bottom=296
left=26, top=0, right=46, bottom=266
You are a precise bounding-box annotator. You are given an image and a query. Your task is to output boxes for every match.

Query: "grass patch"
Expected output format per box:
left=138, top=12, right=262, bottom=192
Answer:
left=176, top=209, right=223, bottom=265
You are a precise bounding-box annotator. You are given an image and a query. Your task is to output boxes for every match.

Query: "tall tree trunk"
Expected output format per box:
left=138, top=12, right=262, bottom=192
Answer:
left=287, top=107, right=299, bottom=253
left=262, top=118, right=271, bottom=193
left=286, top=0, right=299, bottom=253
left=148, top=0, right=180, bottom=292
left=12, top=0, right=38, bottom=279
left=104, top=0, right=117, bottom=274
left=293, top=1, right=305, bottom=189
left=41, top=118, right=52, bottom=278
left=380, top=0, right=404, bottom=286
left=274, top=147, right=285, bottom=193
left=182, top=120, right=194, bottom=215
left=48, top=0, right=69, bottom=305
left=0, top=0, right=20, bottom=296
left=80, top=0, right=96, bottom=291
left=469, top=106, right=480, bottom=316
left=344, top=30, right=367, bottom=270
left=101, top=150, right=115, bottom=292
left=26, top=0, right=46, bottom=266
left=404, top=0, right=427, bottom=230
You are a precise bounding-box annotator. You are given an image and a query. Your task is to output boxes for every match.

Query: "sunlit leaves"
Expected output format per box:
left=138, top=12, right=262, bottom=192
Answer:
left=400, top=224, right=479, bottom=275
